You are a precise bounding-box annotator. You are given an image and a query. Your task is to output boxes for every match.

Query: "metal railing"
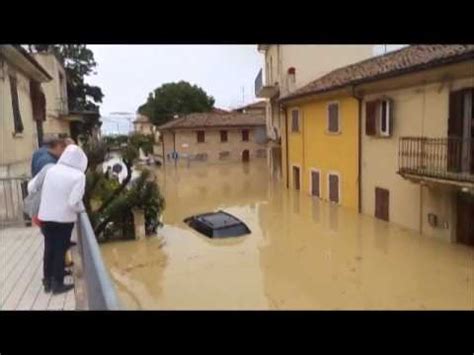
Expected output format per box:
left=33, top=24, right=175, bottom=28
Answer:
left=0, top=177, right=30, bottom=227
left=56, top=97, right=68, bottom=115
left=398, top=137, right=474, bottom=183
left=255, top=69, right=263, bottom=97
left=76, top=211, right=120, bottom=310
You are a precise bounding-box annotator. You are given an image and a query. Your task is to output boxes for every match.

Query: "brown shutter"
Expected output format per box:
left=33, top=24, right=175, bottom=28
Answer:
left=30, top=81, right=46, bottom=122
left=388, top=98, right=394, bottom=136
left=9, top=75, right=24, bottom=133
left=447, top=90, right=465, bottom=172
left=328, top=104, right=339, bottom=132
left=365, top=100, right=378, bottom=136
left=375, top=187, right=389, bottom=221
left=448, top=90, right=464, bottom=137
left=329, top=174, right=339, bottom=203
left=311, top=171, right=320, bottom=197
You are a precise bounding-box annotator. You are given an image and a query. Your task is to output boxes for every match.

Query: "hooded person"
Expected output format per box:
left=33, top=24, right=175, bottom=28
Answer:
left=31, top=144, right=88, bottom=294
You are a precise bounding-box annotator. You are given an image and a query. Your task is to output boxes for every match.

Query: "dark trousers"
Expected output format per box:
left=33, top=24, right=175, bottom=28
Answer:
left=41, top=222, right=74, bottom=285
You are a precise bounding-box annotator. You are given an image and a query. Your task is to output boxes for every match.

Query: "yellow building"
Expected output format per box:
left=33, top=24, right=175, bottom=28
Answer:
left=280, top=94, right=359, bottom=210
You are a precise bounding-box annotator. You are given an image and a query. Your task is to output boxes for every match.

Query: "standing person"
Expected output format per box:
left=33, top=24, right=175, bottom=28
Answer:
left=31, top=137, right=68, bottom=178
left=31, top=145, right=88, bottom=294
left=30, top=136, right=76, bottom=272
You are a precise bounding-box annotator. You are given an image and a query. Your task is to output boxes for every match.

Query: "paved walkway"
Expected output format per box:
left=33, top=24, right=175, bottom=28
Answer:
left=0, top=226, right=75, bottom=310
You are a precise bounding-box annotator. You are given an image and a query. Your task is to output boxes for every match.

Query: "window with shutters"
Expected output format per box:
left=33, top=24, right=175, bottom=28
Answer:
left=242, top=129, right=249, bottom=141
left=9, top=74, right=24, bottom=134
left=366, top=98, right=393, bottom=137
left=310, top=169, right=321, bottom=198
left=197, top=130, right=205, bottom=143
left=291, top=108, right=300, bottom=133
left=220, top=130, right=228, bottom=142
left=380, top=99, right=392, bottom=136
left=327, top=102, right=340, bottom=133
left=328, top=173, right=340, bottom=204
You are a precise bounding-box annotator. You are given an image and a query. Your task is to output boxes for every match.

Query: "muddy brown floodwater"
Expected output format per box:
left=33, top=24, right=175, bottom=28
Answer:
left=100, top=160, right=474, bottom=310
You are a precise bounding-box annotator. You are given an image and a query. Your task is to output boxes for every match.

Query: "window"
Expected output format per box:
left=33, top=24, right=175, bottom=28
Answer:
left=220, top=130, right=228, bottom=142
left=242, top=129, right=249, bottom=141
left=219, top=151, right=230, bottom=160
left=9, top=74, right=24, bottom=134
left=328, top=173, right=340, bottom=204
left=366, top=98, right=393, bottom=137
left=380, top=99, right=391, bottom=136
left=375, top=187, right=389, bottom=221
left=197, top=131, right=205, bottom=143
left=327, top=103, right=340, bottom=133
left=291, top=109, right=300, bottom=132
left=310, top=170, right=320, bottom=198
left=292, top=166, right=300, bottom=190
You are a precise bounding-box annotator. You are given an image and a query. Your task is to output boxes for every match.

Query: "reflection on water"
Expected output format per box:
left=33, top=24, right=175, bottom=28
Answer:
left=101, top=160, right=474, bottom=310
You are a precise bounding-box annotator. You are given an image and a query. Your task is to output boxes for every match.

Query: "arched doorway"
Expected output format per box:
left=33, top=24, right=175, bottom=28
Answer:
left=242, top=150, right=250, bottom=162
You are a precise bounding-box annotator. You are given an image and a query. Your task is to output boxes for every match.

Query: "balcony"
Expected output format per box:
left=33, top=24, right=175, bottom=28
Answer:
left=57, top=97, right=69, bottom=116
left=398, top=137, right=474, bottom=188
left=255, top=69, right=279, bottom=99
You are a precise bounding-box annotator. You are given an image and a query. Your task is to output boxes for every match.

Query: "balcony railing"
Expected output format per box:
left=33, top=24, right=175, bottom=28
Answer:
left=0, top=176, right=30, bottom=227
left=398, top=137, right=474, bottom=184
left=254, top=68, right=279, bottom=98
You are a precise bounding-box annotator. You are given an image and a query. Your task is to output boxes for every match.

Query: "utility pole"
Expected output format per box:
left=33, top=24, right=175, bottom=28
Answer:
left=241, top=86, right=245, bottom=105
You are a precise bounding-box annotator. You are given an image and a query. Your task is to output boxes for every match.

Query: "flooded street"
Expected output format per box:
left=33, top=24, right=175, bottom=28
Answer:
left=100, top=161, right=474, bottom=310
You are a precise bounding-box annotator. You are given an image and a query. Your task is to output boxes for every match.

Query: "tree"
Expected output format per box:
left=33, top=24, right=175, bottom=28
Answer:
left=81, top=133, right=165, bottom=241
left=27, top=45, right=104, bottom=112
left=138, top=81, right=215, bottom=126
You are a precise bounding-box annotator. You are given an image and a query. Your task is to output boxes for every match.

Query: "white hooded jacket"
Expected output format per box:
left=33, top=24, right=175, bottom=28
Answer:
left=36, top=145, right=88, bottom=223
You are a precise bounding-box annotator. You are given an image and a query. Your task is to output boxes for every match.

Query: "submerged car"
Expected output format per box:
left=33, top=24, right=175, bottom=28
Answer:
left=183, top=210, right=251, bottom=238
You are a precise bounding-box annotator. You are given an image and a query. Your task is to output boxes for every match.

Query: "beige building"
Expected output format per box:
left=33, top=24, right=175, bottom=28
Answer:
left=255, top=45, right=375, bottom=177
left=356, top=45, right=474, bottom=245
left=158, top=112, right=266, bottom=164
left=0, top=45, right=51, bottom=178
left=133, top=114, right=154, bottom=135
left=32, top=53, right=71, bottom=138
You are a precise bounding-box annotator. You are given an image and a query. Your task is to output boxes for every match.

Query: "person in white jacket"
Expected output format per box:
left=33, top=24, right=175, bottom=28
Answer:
left=30, top=144, right=88, bottom=294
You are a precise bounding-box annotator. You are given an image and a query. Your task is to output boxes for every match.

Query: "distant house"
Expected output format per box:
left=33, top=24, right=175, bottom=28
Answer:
left=133, top=114, right=154, bottom=135
left=157, top=112, right=266, bottom=164
left=232, top=101, right=266, bottom=115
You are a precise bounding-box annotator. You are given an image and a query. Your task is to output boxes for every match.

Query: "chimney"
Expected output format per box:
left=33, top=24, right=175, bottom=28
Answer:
left=287, top=67, right=296, bottom=93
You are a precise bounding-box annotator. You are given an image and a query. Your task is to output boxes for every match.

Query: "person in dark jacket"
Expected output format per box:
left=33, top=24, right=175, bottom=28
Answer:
left=31, top=137, right=68, bottom=177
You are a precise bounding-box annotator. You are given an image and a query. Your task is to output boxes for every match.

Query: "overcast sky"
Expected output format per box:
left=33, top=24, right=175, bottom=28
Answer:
left=87, top=45, right=406, bottom=116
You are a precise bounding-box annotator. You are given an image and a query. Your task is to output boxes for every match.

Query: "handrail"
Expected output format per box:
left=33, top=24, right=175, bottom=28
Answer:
left=76, top=211, right=120, bottom=310
left=0, top=176, right=30, bottom=227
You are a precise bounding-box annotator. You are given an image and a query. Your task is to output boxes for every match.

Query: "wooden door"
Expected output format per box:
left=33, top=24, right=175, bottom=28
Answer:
left=375, top=187, right=389, bottom=221
left=242, top=150, right=250, bottom=162
left=293, top=166, right=300, bottom=190
left=328, top=174, right=339, bottom=203
left=311, top=171, right=320, bottom=197
left=457, top=194, right=474, bottom=246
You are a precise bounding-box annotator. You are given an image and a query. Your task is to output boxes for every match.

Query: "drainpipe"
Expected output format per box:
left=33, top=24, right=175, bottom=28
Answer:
left=351, top=85, right=363, bottom=214
left=284, top=106, right=290, bottom=189
left=162, top=131, right=165, bottom=168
